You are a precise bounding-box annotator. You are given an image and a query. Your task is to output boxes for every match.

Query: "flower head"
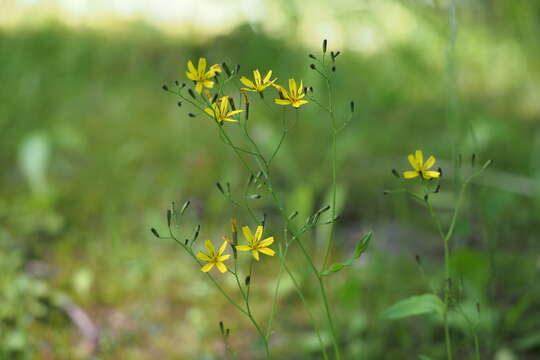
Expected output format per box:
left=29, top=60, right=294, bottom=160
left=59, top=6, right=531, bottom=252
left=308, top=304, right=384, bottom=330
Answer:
left=236, top=225, right=275, bottom=261
left=186, top=57, right=221, bottom=93
left=274, top=79, right=308, bottom=108
left=197, top=240, right=231, bottom=273
left=240, top=70, right=277, bottom=93
left=204, top=96, right=243, bottom=123
left=403, top=150, right=441, bottom=180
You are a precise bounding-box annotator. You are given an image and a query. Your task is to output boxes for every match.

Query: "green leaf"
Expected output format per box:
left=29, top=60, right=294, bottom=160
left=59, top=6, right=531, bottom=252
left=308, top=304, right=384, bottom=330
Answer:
left=381, top=294, right=444, bottom=319
left=321, top=232, right=372, bottom=276
left=419, top=355, right=434, bottom=360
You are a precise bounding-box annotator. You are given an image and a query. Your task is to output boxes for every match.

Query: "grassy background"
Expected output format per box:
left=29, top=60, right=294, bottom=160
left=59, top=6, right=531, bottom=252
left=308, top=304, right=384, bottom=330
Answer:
left=1, top=1, right=540, bottom=359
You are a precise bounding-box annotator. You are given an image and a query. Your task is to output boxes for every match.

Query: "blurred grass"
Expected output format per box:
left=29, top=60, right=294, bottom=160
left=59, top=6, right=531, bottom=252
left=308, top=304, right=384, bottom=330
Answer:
left=1, top=1, right=540, bottom=358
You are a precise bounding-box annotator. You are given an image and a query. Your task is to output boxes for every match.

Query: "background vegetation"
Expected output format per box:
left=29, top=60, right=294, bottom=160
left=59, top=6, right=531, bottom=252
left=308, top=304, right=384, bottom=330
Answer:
left=1, top=0, right=540, bottom=358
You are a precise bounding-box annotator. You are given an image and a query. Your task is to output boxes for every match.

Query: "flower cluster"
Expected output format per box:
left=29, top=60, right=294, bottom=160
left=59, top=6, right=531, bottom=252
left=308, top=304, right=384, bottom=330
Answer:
left=197, top=223, right=275, bottom=274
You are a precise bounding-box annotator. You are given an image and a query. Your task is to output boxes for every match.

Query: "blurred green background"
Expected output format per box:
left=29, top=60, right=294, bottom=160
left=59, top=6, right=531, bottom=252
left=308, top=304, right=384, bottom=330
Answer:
left=1, top=0, right=540, bottom=359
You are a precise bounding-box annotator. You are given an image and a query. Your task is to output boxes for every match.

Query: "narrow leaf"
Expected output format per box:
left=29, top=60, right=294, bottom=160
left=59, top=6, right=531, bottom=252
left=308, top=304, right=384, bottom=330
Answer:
left=381, top=294, right=444, bottom=320
left=321, top=232, right=372, bottom=276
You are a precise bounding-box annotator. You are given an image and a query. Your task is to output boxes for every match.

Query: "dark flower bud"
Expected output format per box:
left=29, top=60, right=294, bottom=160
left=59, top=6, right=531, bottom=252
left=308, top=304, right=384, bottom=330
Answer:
left=188, top=113, right=196, bottom=118
left=167, top=209, right=172, bottom=227
left=458, top=153, right=462, bottom=168
left=184, top=239, right=188, bottom=245
left=247, top=194, right=261, bottom=199
left=308, top=54, right=317, bottom=59
left=226, top=182, right=231, bottom=195
left=174, top=80, right=180, bottom=86
left=310, top=63, right=316, bottom=70
left=222, top=62, right=231, bottom=76
left=177, top=101, right=182, bottom=107
left=245, top=103, right=250, bottom=121
left=234, top=64, right=240, bottom=74
left=391, top=169, right=400, bottom=178
left=245, top=275, right=251, bottom=286
left=288, top=211, right=298, bottom=220
left=211, top=93, right=218, bottom=104
left=471, top=153, right=476, bottom=167
left=219, top=321, right=224, bottom=335
left=228, top=97, right=236, bottom=110
left=424, top=194, right=429, bottom=202
left=180, top=200, right=190, bottom=214
left=415, top=254, right=421, bottom=266
left=262, top=213, right=267, bottom=227
left=317, top=205, right=331, bottom=214
left=350, top=101, right=355, bottom=113
left=216, top=181, right=225, bottom=194
left=434, top=184, right=441, bottom=193
left=193, top=224, right=201, bottom=242
left=309, top=86, right=314, bottom=93
left=150, top=228, right=160, bottom=238
left=322, top=39, right=328, bottom=53
left=331, top=65, right=336, bottom=72
left=162, top=84, right=169, bottom=91
left=188, top=88, right=196, bottom=99
left=438, top=167, right=443, bottom=177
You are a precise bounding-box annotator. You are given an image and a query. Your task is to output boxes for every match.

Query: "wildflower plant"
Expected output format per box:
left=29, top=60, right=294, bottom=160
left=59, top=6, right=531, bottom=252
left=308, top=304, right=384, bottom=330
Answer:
left=155, top=40, right=372, bottom=359
left=383, top=152, right=492, bottom=360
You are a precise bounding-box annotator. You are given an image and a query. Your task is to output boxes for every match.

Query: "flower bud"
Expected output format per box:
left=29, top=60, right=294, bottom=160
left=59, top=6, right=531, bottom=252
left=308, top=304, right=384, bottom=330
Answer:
left=247, top=194, right=261, bottom=200
left=331, top=65, right=336, bottom=72
left=288, top=211, right=298, bottom=220
left=391, top=169, right=400, bottom=178
left=471, top=153, right=476, bottom=167
left=434, top=184, right=441, bottom=193
left=188, top=113, right=196, bottom=118
left=180, top=200, right=190, bottom=214
left=216, top=182, right=225, bottom=194
left=193, top=224, right=201, bottom=242
left=310, top=63, right=316, bottom=70
left=245, top=103, right=250, bottom=121
left=177, top=101, right=182, bottom=107
left=188, top=88, right=196, bottom=99
left=150, top=228, right=160, bottom=238
left=221, top=62, right=231, bottom=76
left=308, top=53, right=317, bottom=59
left=219, top=321, right=225, bottom=335
left=322, top=39, right=328, bottom=53
left=167, top=209, right=172, bottom=227
left=162, top=84, right=168, bottom=91
left=234, top=64, right=240, bottom=74
left=350, top=101, right=355, bottom=113
left=228, top=96, right=236, bottom=110
left=245, top=275, right=251, bottom=286
left=211, top=93, right=218, bottom=104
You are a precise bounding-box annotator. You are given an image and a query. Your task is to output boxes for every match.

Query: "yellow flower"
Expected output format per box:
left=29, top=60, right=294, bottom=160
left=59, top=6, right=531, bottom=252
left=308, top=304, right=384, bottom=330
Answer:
left=186, top=57, right=221, bottom=93
left=204, top=96, right=243, bottom=123
left=274, top=79, right=308, bottom=108
left=403, top=150, right=441, bottom=180
left=197, top=240, right=231, bottom=273
left=236, top=225, right=275, bottom=261
left=240, top=70, right=277, bottom=93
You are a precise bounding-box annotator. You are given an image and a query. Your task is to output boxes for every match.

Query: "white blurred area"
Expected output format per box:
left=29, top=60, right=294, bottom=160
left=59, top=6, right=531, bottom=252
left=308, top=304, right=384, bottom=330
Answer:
left=0, top=0, right=422, bottom=54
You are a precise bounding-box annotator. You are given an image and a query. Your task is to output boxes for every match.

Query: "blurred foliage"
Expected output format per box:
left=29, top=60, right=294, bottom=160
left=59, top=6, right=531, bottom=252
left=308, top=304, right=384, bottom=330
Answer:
left=1, top=0, right=540, bottom=358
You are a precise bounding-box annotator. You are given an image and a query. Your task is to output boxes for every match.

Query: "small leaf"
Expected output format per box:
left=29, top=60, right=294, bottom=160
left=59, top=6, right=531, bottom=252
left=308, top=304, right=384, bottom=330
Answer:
left=321, top=232, right=372, bottom=276
left=381, top=294, right=444, bottom=320
left=419, top=355, right=434, bottom=360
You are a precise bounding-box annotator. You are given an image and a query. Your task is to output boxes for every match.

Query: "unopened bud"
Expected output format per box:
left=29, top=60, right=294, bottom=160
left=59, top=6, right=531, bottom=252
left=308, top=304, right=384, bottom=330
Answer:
left=308, top=54, right=317, bottom=59
left=472, top=153, right=476, bottom=167
left=211, top=93, right=218, bottom=104
left=216, top=182, right=225, bottom=194
left=350, top=101, right=355, bottom=113
left=247, top=194, right=261, bottom=200
left=222, top=62, right=231, bottom=76
left=331, top=66, right=336, bottom=72
left=180, top=200, right=190, bottom=214
left=177, top=101, right=182, bottom=107
left=434, top=184, right=441, bottom=193
left=162, top=84, right=168, bottom=91
left=167, top=209, right=172, bottom=227
left=193, top=224, right=201, bottom=242
left=150, top=228, right=160, bottom=238
left=245, top=275, right=251, bottom=286
left=219, top=321, right=224, bottom=335
left=415, top=254, right=421, bottom=266
left=228, top=97, right=236, bottom=110
left=288, top=211, right=298, bottom=220
left=188, top=88, right=196, bottom=99
left=188, top=113, right=196, bottom=118
left=245, top=103, right=250, bottom=121
left=322, top=39, right=328, bottom=53
left=391, top=169, right=400, bottom=178
left=310, top=63, right=316, bottom=70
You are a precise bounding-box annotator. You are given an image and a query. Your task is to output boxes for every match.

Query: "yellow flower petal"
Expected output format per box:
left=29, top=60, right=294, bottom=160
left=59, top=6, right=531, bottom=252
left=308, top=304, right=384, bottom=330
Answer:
left=222, top=117, right=239, bottom=123
left=187, top=60, right=197, bottom=75
left=205, top=108, right=216, bottom=118
left=258, top=247, right=275, bottom=256
left=236, top=245, right=252, bottom=251
left=201, top=262, right=215, bottom=272
left=425, top=171, right=440, bottom=179
left=227, top=109, right=244, bottom=117
left=218, top=240, right=228, bottom=256
left=252, top=250, right=260, bottom=261
left=216, top=261, right=228, bottom=273
left=259, top=236, right=274, bottom=247
left=424, top=155, right=436, bottom=170
left=415, top=150, right=424, bottom=166
left=220, top=97, right=228, bottom=114
left=292, top=100, right=308, bottom=108
left=254, top=225, right=263, bottom=242
left=240, top=76, right=255, bottom=89
left=197, top=252, right=212, bottom=262
left=204, top=80, right=215, bottom=89
left=197, top=57, right=207, bottom=74
left=254, top=70, right=261, bottom=85
left=204, top=240, right=215, bottom=256
left=218, top=254, right=231, bottom=261
left=289, top=78, right=297, bottom=95
left=186, top=72, right=197, bottom=81
left=403, top=171, right=419, bottom=179
left=408, top=154, right=418, bottom=171
left=263, top=70, right=272, bottom=83
left=242, top=226, right=253, bottom=244
left=195, top=82, right=203, bottom=93
left=275, top=99, right=291, bottom=105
